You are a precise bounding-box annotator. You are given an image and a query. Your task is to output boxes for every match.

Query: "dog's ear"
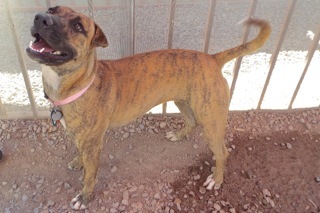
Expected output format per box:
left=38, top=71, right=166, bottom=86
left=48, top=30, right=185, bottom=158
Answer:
left=92, top=24, right=108, bottom=48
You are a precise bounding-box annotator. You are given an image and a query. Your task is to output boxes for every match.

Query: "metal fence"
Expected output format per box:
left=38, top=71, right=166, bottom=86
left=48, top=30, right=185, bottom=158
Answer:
left=0, top=0, right=319, bottom=119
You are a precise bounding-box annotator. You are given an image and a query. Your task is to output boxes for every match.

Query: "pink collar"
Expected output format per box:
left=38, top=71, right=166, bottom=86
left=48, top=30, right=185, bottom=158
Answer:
left=48, top=76, right=95, bottom=106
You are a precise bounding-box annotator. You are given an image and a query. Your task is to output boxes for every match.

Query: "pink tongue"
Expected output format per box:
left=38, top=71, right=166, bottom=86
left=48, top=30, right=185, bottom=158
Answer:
left=32, top=39, right=54, bottom=52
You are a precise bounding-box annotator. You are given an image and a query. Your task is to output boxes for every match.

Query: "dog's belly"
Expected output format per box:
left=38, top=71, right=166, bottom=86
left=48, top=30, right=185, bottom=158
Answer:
left=108, top=97, right=174, bottom=128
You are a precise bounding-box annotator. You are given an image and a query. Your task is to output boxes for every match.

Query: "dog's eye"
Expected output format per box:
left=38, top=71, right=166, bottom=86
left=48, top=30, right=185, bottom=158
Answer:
left=74, top=23, right=84, bottom=32
left=46, top=8, right=53, bottom=14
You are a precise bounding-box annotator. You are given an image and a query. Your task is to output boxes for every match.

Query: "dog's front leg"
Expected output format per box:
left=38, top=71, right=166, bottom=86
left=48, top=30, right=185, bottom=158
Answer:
left=70, top=133, right=105, bottom=210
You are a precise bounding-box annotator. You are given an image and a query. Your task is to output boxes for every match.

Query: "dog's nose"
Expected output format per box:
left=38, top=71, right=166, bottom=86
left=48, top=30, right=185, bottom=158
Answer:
left=34, top=12, right=53, bottom=27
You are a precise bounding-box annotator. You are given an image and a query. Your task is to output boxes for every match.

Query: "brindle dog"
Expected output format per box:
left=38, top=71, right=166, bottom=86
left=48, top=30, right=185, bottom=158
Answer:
left=26, top=6, right=271, bottom=210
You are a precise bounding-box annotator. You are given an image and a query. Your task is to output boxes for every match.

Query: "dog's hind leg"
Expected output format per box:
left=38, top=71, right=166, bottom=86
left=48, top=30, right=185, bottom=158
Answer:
left=166, top=100, right=196, bottom=142
left=199, top=105, right=229, bottom=190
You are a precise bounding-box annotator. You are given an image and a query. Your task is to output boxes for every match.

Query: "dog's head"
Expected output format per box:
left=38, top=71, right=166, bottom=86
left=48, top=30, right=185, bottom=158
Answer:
left=26, top=6, right=108, bottom=70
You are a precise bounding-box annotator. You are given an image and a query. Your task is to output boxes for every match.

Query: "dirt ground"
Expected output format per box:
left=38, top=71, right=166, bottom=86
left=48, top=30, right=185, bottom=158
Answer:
left=0, top=108, right=320, bottom=213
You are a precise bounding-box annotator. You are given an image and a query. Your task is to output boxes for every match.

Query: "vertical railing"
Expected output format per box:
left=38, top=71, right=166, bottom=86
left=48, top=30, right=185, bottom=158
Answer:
left=167, top=0, right=176, bottom=50
left=257, top=0, right=297, bottom=109
left=289, top=25, right=320, bottom=109
left=203, top=0, right=217, bottom=54
left=229, top=0, right=258, bottom=100
left=5, top=0, right=38, bottom=118
left=162, top=0, right=177, bottom=114
left=130, top=0, right=136, bottom=56
left=88, top=0, right=95, bottom=20
left=0, top=98, right=6, bottom=118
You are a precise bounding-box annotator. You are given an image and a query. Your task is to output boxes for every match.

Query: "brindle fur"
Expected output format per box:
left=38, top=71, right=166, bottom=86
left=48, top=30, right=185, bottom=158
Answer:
left=27, top=6, right=271, bottom=210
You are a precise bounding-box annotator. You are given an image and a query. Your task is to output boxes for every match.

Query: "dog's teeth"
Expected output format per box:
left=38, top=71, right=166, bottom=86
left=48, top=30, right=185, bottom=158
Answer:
left=52, top=51, right=62, bottom=55
left=29, top=41, right=33, bottom=48
left=40, top=48, right=45, bottom=53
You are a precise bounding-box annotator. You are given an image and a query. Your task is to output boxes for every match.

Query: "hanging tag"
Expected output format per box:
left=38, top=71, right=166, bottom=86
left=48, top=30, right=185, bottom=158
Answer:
left=50, top=107, right=63, bottom=126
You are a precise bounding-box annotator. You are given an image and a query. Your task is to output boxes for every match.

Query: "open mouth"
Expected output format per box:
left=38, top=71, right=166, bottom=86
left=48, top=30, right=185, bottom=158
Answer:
left=28, top=33, right=67, bottom=56
left=27, top=32, right=73, bottom=65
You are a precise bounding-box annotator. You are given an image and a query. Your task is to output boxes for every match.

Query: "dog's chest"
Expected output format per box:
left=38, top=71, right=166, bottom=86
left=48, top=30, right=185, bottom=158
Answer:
left=42, top=65, right=61, bottom=92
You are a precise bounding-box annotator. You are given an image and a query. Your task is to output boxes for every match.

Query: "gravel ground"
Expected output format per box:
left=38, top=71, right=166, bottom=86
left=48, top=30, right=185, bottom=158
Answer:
left=0, top=108, right=320, bottom=212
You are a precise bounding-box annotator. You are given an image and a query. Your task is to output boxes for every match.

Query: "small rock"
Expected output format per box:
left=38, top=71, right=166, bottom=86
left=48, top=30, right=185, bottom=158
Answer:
left=269, top=198, right=275, bottom=207
left=112, top=202, right=120, bottom=208
left=67, top=188, right=76, bottom=194
left=286, top=143, right=292, bottom=149
left=1, top=124, right=9, bottom=130
left=213, top=203, right=221, bottom=211
left=64, top=182, right=71, bottom=189
left=193, top=144, right=199, bottom=149
left=129, top=186, right=138, bottom=192
left=47, top=200, right=55, bottom=207
left=111, top=166, right=118, bottom=173
left=109, top=154, right=114, bottom=160
left=55, top=187, right=61, bottom=194
left=189, top=191, right=195, bottom=197
left=194, top=174, right=200, bottom=180
left=154, top=192, right=161, bottom=200
left=174, top=198, right=182, bottom=211
left=229, top=208, right=236, bottom=213
left=235, top=127, right=246, bottom=132
left=122, top=132, right=129, bottom=139
left=262, top=188, right=271, bottom=197
left=139, top=124, right=145, bottom=130
left=245, top=170, right=254, bottom=179
left=121, top=199, right=128, bottom=206
left=160, top=122, right=167, bottom=128
left=12, top=184, right=18, bottom=190
left=22, top=194, right=29, bottom=202
left=110, top=208, right=117, bottom=213
left=315, top=176, right=320, bottom=183
left=199, top=186, right=206, bottom=194
left=123, top=190, right=129, bottom=200
left=242, top=203, right=250, bottom=210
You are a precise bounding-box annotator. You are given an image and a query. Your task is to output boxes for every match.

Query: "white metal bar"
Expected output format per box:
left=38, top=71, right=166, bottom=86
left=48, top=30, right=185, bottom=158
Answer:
left=229, top=0, right=257, bottom=100
left=130, top=0, right=136, bottom=55
left=88, top=0, right=95, bottom=20
left=163, top=0, right=176, bottom=114
left=257, top=0, right=297, bottom=109
left=168, top=0, right=176, bottom=49
left=203, top=0, right=216, bottom=53
left=288, top=26, right=320, bottom=109
left=5, top=0, right=38, bottom=118
left=0, top=98, right=7, bottom=118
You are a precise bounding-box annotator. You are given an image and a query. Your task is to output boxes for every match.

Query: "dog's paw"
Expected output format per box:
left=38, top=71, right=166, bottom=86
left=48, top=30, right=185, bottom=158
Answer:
left=165, top=131, right=179, bottom=142
left=70, top=194, right=87, bottom=210
left=203, top=174, right=221, bottom=190
left=68, top=157, right=83, bottom=171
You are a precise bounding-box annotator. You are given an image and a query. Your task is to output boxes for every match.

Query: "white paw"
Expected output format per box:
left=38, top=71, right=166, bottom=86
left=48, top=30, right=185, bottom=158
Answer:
left=165, top=131, right=179, bottom=142
left=70, top=194, right=87, bottom=210
left=203, top=174, right=220, bottom=190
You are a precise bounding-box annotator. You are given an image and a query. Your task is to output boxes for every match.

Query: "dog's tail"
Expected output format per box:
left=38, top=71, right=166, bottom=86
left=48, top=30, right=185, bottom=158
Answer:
left=213, top=18, right=271, bottom=66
